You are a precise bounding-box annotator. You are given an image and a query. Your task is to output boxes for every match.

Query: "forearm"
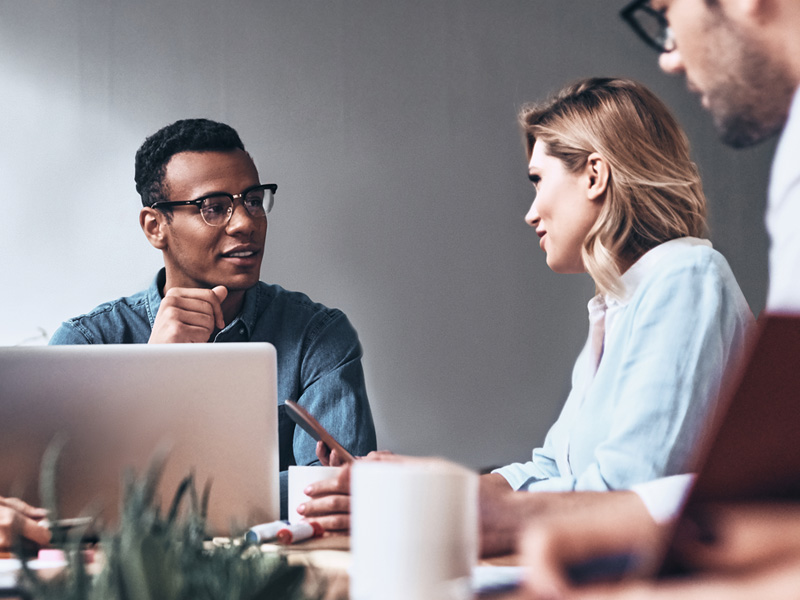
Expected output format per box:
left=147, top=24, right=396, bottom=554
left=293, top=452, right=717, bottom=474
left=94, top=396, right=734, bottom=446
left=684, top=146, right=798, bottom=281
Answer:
left=481, top=474, right=607, bottom=557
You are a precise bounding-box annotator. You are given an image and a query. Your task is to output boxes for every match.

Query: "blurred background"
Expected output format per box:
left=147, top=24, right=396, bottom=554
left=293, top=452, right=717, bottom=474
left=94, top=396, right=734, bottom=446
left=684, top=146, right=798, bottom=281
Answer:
left=0, top=0, right=772, bottom=470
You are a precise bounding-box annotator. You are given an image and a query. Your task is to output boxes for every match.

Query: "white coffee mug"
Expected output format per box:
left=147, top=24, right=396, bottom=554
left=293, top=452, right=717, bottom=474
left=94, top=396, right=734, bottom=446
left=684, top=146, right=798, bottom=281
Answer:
left=287, top=465, right=341, bottom=524
left=350, top=458, right=479, bottom=600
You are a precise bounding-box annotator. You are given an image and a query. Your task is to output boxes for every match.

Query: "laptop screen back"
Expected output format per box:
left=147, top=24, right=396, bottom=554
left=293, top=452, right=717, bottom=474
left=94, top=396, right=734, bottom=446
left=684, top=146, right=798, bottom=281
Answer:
left=0, top=342, right=279, bottom=536
left=658, top=314, right=800, bottom=575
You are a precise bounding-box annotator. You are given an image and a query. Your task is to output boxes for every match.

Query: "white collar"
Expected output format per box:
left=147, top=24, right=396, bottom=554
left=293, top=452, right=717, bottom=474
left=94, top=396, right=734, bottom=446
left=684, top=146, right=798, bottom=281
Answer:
left=603, top=236, right=712, bottom=308
left=769, top=84, right=800, bottom=208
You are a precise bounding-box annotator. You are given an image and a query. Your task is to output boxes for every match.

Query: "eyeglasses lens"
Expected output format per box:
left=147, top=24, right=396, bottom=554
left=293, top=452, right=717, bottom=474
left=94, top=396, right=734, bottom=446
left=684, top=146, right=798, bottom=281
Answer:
left=199, top=187, right=272, bottom=226
left=635, top=7, right=671, bottom=51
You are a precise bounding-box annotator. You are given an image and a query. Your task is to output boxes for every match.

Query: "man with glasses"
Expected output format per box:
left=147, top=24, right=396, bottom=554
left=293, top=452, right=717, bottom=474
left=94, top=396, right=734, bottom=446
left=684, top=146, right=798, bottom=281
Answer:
left=50, top=118, right=377, bottom=517
left=518, top=1, right=800, bottom=596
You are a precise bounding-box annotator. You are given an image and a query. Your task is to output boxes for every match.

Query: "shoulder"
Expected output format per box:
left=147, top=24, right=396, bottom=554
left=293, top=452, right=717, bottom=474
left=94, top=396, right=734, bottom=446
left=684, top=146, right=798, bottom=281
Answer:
left=258, top=282, right=343, bottom=318
left=255, top=282, right=356, bottom=338
left=614, top=241, right=751, bottom=328
left=50, top=289, right=151, bottom=344
left=634, top=243, right=741, bottom=298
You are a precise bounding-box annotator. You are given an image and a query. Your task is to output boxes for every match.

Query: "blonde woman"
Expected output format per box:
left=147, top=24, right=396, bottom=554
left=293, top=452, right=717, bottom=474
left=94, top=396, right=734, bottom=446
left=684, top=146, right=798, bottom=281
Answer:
left=302, top=79, right=753, bottom=553
left=478, top=77, right=753, bottom=550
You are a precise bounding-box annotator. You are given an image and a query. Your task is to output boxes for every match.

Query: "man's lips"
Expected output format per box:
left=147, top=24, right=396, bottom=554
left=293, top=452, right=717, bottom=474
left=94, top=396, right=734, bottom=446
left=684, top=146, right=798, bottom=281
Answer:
left=224, top=251, right=258, bottom=258
left=220, top=246, right=261, bottom=259
left=537, top=230, right=546, bottom=250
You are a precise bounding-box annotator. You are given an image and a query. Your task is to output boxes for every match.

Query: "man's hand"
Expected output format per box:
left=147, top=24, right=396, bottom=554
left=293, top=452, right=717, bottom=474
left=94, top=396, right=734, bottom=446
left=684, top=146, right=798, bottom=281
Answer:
left=0, top=496, right=51, bottom=549
left=315, top=440, right=351, bottom=467
left=536, top=556, right=800, bottom=600
left=519, top=491, right=663, bottom=598
left=315, top=441, right=395, bottom=467
left=521, top=501, right=800, bottom=599
left=296, top=464, right=352, bottom=532
left=669, top=502, right=800, bottom=573
left=298, top=448, right=400, bottom=532
left=149, top=286, right=228, bottom=343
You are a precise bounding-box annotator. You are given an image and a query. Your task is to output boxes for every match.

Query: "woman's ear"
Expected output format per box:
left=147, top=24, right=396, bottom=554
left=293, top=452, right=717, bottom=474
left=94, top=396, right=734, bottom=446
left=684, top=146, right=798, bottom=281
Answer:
left=585, top=152, right=609, bottom=202
left=140, top=207, right=169, bottom=250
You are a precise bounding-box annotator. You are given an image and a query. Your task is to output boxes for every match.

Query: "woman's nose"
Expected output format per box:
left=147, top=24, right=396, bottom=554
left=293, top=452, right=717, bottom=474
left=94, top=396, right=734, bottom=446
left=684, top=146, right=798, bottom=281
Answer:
left=525, top=201, right=540, bottom=228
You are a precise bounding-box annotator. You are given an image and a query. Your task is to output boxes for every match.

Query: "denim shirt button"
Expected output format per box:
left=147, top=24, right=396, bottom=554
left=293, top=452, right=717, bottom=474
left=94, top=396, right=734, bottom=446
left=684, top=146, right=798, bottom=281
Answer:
left=239, top=327, right=245, bottom=335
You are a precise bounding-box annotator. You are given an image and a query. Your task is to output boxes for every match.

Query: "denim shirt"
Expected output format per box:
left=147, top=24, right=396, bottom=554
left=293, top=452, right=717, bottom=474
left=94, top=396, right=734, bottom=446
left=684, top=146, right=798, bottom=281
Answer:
left=50, top=269, right=377, bottom=517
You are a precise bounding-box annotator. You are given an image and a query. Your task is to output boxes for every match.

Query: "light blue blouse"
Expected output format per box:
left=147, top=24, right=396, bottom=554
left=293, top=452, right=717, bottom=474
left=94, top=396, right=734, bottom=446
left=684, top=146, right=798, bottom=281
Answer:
left=494, top=237, right=754, bottom=492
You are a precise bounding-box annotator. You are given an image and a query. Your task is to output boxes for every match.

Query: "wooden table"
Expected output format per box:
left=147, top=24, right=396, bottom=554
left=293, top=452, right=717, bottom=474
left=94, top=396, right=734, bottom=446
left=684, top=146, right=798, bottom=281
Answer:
left=261, top=533, right=527, bottom=599
left=2, top=535, right=528, bottom=600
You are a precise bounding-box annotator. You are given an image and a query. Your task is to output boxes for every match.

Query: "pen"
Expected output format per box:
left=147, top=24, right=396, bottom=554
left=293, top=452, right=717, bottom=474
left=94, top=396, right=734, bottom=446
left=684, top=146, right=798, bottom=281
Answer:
left=244, top=520, right=289, bottom=544
left=39, top=517, right=94, bottom=530
left=276, top=521, right=324, bottom=544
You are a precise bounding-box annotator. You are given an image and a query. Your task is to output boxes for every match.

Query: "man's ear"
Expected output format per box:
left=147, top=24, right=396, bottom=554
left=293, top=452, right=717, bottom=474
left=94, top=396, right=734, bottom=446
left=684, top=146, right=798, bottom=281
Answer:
left=585, top=152, right=609, bottom=203
left=140, top=207, right=169, bottom=250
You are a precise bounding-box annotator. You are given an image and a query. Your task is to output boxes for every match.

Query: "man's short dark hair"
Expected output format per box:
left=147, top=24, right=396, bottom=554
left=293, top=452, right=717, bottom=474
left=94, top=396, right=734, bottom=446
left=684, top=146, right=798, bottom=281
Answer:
left=134, top=118, right=246, bottom=207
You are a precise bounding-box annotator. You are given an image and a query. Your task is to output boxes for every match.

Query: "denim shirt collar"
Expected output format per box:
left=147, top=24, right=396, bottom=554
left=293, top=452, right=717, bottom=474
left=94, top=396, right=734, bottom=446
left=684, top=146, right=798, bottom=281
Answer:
left=237, top=280, right=267, bottom=336
left=146, top=268, right=266, bottom=338
left=145, top=270, right=166, bottom=328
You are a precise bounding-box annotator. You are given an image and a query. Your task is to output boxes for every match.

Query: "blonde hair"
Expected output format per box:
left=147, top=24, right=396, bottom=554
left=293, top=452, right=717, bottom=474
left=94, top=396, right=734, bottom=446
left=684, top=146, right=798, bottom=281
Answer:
left=521, top=77, right=707, bottom=297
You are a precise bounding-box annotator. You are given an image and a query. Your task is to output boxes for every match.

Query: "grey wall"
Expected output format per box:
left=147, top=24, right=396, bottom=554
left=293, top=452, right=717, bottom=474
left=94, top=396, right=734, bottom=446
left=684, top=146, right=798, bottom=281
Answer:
left=0, top=1, right=771, bottom=470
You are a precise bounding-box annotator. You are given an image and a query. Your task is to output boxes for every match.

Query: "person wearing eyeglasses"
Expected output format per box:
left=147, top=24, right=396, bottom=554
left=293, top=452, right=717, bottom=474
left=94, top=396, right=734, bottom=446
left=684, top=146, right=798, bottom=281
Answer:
left=49, top=118, right=377, bottom=518
left=518, top=1, right=800, bottom=597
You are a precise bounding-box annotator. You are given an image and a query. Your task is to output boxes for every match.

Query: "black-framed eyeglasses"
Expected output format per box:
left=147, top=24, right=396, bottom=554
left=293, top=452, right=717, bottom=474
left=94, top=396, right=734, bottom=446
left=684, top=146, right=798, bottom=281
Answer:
left=620, top=0, right=676, bottom=53
left=151, top=183, right=277, bottom=227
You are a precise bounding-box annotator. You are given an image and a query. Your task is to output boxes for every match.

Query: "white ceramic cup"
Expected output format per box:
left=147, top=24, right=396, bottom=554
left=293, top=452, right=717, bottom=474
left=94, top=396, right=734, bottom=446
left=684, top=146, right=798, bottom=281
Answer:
left=350, top=458, right=479, bottom=600
left=287, top=465, right=341, bottom=524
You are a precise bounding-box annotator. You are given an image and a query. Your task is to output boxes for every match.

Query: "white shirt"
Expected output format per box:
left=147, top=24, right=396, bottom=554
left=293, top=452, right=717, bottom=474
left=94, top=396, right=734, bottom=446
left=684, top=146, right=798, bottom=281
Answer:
left=766, top=85, right=800, bottom=311
left=493, top=238, right=753, bottom=493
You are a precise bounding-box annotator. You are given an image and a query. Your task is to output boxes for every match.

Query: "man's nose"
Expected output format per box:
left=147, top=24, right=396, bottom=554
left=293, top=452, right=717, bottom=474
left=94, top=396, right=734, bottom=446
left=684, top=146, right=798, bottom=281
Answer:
left=226, top=201, right=258, bottom=233
left=659, top=48, right=684, bottom=74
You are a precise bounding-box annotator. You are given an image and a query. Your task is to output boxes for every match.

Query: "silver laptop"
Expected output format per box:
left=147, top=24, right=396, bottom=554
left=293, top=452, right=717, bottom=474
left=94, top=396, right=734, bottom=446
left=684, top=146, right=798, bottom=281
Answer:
left=0, top=343, right=279, bottom=536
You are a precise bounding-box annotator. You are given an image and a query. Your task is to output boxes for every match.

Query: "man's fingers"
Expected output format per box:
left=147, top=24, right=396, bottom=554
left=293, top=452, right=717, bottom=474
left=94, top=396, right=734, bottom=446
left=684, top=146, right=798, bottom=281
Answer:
left=363, top=450, right=397, bottom=462
left=0, top=506, right=51, bottom=550
left=0, top=497, right=47, bottom=519
left=150, top=287, right=228, bottom=343
left=165, top=288, right=225, bottom=326
left=298, top=494, right=350, bottom=518
left=337, top=463, right=352, bottom=489
left=160, top=298, right=217, bottom=329
left=211, top=286, right=228, bottom=329
left=306, top=514, right=351, bottom=533
left=20, top=517, right=52, bottom=547
left=305, top=472, right=348, bottom=497
left=316, top=441, right=332, bottom=466
left=212, top=285, right=228, bottom=303
left=675, top=503, right=800, bottom=572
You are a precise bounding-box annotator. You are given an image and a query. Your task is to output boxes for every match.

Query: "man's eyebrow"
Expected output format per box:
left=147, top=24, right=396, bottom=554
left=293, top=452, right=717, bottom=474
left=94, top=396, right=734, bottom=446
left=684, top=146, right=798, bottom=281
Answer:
left=195, top=190, right=229, bottom=197
left=193, top=184, right=258, bottom=199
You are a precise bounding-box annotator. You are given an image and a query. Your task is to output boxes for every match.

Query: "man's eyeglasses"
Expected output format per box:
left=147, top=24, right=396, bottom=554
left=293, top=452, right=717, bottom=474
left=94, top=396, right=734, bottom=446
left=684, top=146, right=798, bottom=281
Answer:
left=620, top=0, right=676, bottom=53
left=151, top=183, right=277, bottom=227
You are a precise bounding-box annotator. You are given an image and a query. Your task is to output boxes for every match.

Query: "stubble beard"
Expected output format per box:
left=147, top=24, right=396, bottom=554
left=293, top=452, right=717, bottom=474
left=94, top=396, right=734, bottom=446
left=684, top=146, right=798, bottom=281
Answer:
left=705, top=20, right=794, bottom=148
